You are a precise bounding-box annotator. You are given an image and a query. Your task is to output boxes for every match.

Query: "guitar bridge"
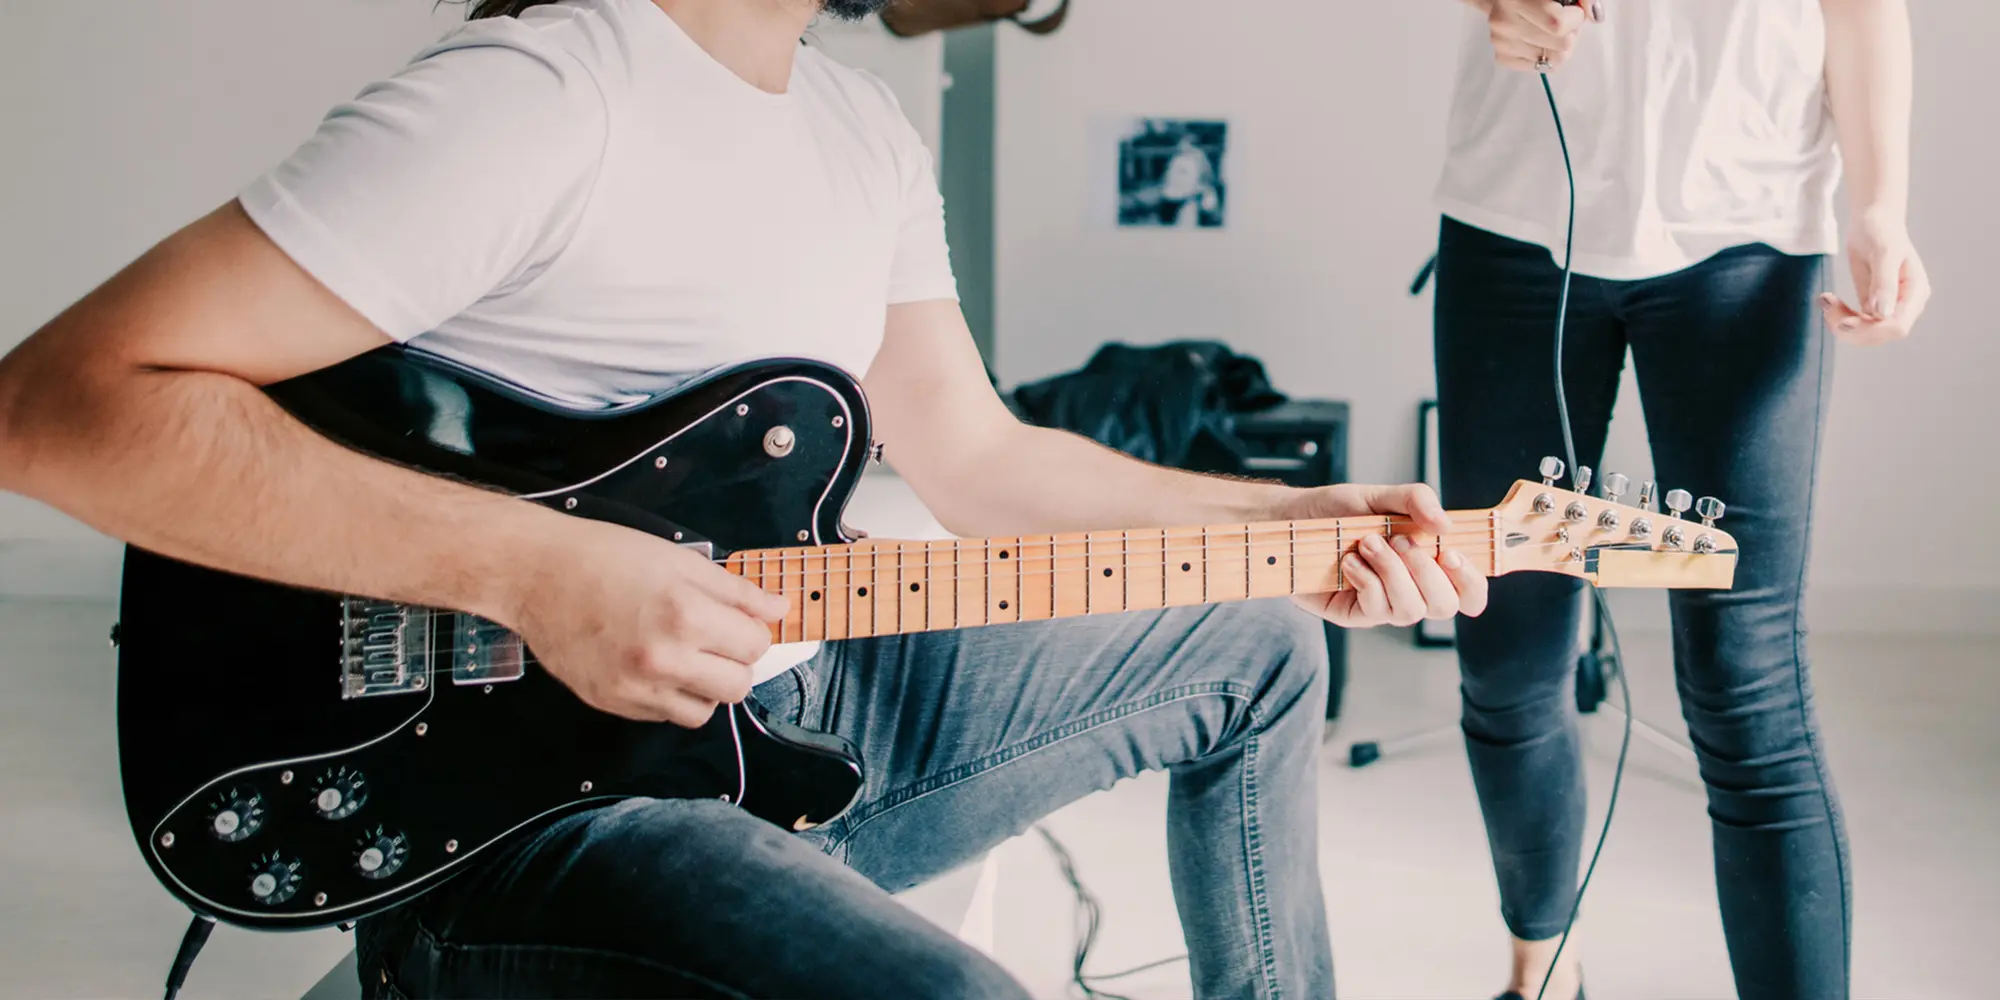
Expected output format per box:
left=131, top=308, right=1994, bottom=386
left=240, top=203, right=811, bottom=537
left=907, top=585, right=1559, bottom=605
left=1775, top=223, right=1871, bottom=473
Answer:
left=340, top=599, right=434, bottom=699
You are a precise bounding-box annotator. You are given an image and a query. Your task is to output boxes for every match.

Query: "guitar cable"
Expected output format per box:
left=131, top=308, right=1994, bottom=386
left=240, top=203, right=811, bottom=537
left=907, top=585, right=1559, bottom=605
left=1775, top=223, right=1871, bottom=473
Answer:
left=161, top=913, right=215, bottom=1000
left=1531, top=65, right=1635, bottom=1000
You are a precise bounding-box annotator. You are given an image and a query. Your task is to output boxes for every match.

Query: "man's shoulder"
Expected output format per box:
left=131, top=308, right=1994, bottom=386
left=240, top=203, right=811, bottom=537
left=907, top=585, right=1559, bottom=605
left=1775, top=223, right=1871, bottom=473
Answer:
left=795, top=45, right=913, bottom=131
left=415, top=1, right=636, bottom=94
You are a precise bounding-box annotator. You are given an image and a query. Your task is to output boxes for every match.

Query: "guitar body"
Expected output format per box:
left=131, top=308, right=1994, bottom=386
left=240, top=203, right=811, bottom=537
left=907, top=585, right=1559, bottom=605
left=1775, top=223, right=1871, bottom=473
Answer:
left=116, top=349, right=870, bottom=930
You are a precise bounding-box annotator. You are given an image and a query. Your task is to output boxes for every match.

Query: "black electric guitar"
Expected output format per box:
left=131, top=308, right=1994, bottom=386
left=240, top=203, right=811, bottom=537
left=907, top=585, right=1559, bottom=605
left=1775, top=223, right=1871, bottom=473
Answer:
left=115, top=348, right=1738, bottom=931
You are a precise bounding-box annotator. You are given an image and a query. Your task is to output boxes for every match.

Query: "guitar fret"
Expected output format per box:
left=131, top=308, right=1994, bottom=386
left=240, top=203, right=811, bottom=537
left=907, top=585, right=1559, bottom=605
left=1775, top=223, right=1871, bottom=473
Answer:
left=1121, top=531, right=1130, bottom=612
left=1289, top=522, right=1297, bottom=595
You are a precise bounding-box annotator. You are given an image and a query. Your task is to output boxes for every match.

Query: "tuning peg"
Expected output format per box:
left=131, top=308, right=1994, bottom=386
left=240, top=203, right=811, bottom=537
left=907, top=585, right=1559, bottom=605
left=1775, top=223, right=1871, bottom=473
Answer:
left=1665, top=489, right=1692, bottom=519
left=1602, top=473, right=1629, bottom=503
left=1539, top=456, right=1565, bottom=487
left=1574, top=466, right=1593, bottom=495
left=1638, top=481, right=1657, bottom=512
left=1696, top=497, right=1725, bottom=527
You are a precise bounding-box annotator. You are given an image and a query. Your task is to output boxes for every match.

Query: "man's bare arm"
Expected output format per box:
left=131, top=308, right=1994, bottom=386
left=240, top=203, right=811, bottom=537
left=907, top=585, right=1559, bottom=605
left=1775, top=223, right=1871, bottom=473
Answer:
left=0, top=202, right=570, bottom=622
left=0, top=204, right=783, bottom=724
left=861, top=301, right=1487, bottom=628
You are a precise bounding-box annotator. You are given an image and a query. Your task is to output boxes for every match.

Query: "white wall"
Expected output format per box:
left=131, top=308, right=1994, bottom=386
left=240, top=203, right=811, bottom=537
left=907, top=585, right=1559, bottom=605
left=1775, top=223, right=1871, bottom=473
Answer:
left=994, top=0, right=2000, bottom=633
left=0, top=1, right=940, bottom=597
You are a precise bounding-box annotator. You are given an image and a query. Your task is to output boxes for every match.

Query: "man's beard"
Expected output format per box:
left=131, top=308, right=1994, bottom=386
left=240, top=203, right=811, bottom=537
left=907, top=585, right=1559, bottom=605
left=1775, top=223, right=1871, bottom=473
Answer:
left=819, top=0, right=892, bottom=21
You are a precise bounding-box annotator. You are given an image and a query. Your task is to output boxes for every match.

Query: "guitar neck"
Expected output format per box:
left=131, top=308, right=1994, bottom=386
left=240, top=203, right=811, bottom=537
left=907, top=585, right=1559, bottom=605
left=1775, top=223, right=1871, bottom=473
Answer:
left=728, top=513, right=1496, bottom=643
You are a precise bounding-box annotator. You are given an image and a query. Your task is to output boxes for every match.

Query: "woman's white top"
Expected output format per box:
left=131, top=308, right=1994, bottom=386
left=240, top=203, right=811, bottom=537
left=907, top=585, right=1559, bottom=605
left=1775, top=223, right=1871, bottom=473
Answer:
left=1434, top=0, right=1842, bottom=280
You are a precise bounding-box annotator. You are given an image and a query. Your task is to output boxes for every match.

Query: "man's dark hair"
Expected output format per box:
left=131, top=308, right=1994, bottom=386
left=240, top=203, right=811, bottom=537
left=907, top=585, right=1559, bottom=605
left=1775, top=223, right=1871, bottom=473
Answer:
left=461, top=0, right=888, bottom=21
left=465, top=0, right=542, bottom=17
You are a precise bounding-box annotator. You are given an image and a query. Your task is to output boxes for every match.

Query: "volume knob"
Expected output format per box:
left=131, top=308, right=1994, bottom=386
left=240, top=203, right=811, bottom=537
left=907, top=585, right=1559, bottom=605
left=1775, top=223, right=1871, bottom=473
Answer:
left=207, top=787, right=265, bottom=843
left=248, top=853, right=304, bottom=906
left=308, top=766, right=368, bottom=821
left=353, top=826, right=410, bottom=881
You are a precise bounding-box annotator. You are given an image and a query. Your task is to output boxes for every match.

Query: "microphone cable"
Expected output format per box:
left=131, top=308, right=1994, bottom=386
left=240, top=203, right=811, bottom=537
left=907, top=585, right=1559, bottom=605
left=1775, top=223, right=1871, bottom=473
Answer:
left=1532, top=64, right=1636, bottom=1000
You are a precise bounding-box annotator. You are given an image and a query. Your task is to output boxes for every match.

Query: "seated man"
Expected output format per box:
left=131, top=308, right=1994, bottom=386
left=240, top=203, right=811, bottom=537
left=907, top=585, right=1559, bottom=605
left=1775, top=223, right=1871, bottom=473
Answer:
left=0, top=0, right=1484, bottom=996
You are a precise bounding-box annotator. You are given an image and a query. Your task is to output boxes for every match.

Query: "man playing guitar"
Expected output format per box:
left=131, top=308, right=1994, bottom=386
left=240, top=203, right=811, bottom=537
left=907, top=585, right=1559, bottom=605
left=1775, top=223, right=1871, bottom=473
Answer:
left=0, top=1, right=1484, bottom=996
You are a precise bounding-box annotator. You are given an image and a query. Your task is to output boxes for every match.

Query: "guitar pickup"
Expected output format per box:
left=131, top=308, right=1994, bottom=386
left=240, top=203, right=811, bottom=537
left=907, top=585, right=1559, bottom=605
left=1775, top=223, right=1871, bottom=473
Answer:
left=451, top=614, right=527, bottom=686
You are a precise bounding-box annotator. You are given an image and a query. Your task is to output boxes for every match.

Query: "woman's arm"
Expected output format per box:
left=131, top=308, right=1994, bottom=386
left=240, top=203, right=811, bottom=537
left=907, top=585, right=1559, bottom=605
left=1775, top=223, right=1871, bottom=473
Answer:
left=1820, top=0, right=1931, bottom=344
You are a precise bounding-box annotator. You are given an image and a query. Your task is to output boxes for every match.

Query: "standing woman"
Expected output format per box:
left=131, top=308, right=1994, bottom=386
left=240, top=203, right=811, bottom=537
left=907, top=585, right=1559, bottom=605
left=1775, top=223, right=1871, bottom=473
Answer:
left=1430, top=1, right=1927, bottom=999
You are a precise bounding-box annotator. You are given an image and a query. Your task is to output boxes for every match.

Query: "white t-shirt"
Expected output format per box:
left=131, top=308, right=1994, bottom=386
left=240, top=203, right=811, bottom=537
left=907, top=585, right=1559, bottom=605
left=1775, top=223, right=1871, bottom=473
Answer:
left=1433, top=0, right=1842, bottom=280
left=243, top=0, right=957, bottom=680
left=241, top=0, right=957, bottom=411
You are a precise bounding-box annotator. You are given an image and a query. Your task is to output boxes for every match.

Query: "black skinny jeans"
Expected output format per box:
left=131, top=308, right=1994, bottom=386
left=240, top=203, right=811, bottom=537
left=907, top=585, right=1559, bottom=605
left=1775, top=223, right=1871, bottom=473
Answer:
left=1433, top=216, right=1851, bottom=999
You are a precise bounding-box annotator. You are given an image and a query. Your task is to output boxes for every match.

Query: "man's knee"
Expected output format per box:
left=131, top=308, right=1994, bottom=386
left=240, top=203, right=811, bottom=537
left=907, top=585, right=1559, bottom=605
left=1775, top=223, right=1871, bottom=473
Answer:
left=1225, top=599, right=1331, bottom=715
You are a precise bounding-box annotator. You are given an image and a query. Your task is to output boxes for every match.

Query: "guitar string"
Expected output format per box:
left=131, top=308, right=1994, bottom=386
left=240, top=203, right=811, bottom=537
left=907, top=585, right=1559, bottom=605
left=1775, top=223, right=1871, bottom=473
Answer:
left=725, top=532, right=1664, bottom=581
left=388, top=532, right=1698, bottom=651
left=722, top=518, right=1693, bottom=565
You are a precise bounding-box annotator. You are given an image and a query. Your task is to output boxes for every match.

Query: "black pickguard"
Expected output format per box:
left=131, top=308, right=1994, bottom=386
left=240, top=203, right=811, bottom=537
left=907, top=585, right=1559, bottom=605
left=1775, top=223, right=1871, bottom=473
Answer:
left=115, top=348, right=871, bottom=930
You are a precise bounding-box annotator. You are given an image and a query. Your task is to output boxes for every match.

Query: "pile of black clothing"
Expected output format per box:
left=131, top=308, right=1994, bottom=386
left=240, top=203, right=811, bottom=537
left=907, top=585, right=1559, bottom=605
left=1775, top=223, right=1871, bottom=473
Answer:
left=1006, top=341, right=1284, bottom=471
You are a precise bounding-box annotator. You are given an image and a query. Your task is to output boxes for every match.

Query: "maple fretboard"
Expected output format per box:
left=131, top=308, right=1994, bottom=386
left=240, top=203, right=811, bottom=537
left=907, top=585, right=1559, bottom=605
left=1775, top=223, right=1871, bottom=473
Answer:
left=727, top=514, right=1499, bottom=643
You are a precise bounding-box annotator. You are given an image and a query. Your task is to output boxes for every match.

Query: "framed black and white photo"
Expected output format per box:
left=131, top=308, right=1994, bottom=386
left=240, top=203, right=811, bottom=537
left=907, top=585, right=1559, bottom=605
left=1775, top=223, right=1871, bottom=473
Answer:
left=1097, top=117, right=1230, bottom=230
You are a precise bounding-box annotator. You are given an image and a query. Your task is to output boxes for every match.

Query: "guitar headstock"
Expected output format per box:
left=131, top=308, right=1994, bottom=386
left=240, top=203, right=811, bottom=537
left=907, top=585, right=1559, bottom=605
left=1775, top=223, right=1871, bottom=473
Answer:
left=1489, top=462, right=1737, bottom=590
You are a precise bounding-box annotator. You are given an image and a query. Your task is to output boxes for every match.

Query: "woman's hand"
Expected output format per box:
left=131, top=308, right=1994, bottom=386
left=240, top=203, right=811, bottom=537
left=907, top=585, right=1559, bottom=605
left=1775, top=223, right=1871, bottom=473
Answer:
left=1476, top=0, right=1597, bottom=72
left=1819, top=211, right=1932, bottom=346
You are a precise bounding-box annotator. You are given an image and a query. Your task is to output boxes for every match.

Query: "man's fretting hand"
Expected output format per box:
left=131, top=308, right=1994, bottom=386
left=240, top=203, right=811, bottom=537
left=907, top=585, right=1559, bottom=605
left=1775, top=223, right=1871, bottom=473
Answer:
left=1279, top=483, right=1490, bottom=629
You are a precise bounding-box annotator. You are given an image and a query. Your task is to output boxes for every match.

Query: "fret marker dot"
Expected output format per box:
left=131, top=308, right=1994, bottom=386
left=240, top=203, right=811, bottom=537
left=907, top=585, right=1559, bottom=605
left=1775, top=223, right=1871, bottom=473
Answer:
left=1181, top=562, right=1192, bottom=572
left=999, top=550, right=1010, bottom=559
left=998, top=600, right=1009, bottom=610
left=810, top=591, right=821, bottom=601
left=1267, top=556, right=1277, bottom=565
left=857, top=587, right=868, bottom=598
left=1103, top=568, right=1114, bottom=577
left=910, top=583, right=921, bottom=593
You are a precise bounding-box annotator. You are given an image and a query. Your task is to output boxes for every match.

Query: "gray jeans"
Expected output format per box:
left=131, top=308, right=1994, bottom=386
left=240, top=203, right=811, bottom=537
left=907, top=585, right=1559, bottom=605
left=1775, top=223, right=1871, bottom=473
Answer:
left=356, top=600, right=1333, bottom=999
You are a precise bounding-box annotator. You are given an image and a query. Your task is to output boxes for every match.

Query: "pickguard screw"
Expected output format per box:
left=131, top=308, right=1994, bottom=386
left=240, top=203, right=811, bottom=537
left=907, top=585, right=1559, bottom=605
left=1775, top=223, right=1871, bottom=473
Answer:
left=411, top=676, right=426, bottom=690
left=445, top=839, right=458, bottom=853
left=160, top=833, right=175, bottom=848
left=832, top=416, right=844, bottom=428
left=655, top=457, right=668, bottom=469
left=797, top=530, right=810, bottom=542
left=564, top=497, right=578, bottom=510
left=280, top=771, right=294, bottom=785
left=415, top=723, right=428, bottom=737
left=736, top=404, right=750, bottom=416
left=314, top=892, right=328, bottom=907
left=483, top=684, right=493, bottom=694
left=580, top=781, right=594, bottom=793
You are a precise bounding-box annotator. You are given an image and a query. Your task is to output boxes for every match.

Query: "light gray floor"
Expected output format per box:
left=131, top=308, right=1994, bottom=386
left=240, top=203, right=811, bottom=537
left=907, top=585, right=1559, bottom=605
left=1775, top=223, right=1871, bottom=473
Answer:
left=3, top=598, right=1994, bottom=999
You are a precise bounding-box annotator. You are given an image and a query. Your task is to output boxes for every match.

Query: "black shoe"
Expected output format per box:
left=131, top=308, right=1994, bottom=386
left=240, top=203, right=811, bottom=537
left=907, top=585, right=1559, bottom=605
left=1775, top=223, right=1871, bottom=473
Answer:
left=1492, top=982, right=1584, bottom=1000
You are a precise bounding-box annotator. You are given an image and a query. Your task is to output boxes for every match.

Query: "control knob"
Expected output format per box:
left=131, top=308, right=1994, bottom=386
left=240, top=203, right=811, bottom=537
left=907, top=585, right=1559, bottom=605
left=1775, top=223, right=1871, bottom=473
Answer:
left=353, top=826, right=410, bottom=881
left=248, top=853, right=304, bottom=906
left=207, top=786, right=265, bottom=843
left=308, top=766, right=368, bottom=821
